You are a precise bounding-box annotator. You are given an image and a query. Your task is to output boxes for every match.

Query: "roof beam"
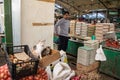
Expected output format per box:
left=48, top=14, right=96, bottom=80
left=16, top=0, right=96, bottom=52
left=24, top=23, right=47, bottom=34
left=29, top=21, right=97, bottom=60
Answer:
left=98, top=0, right=108, bottom=9
left=57, top=0, right=80, bottom=12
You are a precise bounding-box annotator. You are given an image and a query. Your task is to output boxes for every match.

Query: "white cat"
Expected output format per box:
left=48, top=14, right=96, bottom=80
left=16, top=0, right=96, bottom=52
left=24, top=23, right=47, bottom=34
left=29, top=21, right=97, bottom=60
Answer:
left=33, top=40, right=46, bottom=59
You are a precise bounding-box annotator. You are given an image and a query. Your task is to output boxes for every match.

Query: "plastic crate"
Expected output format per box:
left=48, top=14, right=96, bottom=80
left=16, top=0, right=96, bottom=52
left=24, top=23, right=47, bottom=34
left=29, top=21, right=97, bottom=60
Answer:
left=5, top=45, right=39, bottom=80
left=0, top=48, right=6, bottom=66
left=66, top=39, right=84, bottom=56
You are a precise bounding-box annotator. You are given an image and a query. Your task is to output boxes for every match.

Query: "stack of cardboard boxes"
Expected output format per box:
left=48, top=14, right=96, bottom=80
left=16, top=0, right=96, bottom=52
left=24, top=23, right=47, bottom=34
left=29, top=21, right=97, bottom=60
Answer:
left=81, top=22, right=88, bottom=37
left=95, top=24, right=104, bottom=42
left=75, top=22, right=81, bottom=35
left=70, top=20, right=76, bottom=36
left=87, top=24, right=95, bottom=37
left=95, top=23, right=115, bottom=42
left=76, top=40, right=99, bottom=75
left=75, top=22, right=88, bottom=37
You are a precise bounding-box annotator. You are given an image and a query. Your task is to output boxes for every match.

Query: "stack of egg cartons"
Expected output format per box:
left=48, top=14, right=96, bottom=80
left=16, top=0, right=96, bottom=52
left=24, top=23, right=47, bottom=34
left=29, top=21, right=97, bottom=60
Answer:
left=95, top=24, right=103, bottom=42
left=102, top=23, right=115, bottom=34
left=81, top=22, right=88, bottom=37
left=77, top=46, right=94, bottom=66
left=75, top=22, right=81, bottom=35
left=103, top=23, right=110, bottom=34
left=77, top=46, right=100, bottom=74
left=97, top=23, right=115, bottom=34
left=70, top=20, right=76, bottom=35
left=87, top=24, right=95, bottom=37
left=84, top=40, right=99, bottom=63
left=109, top=23, right=115, bottom=31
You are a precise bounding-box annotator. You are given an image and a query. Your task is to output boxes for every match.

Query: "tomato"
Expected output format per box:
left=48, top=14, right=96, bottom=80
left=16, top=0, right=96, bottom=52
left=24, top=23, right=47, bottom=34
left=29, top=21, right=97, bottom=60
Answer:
left=3, top=74, right=8, bottom=79
left=28, top=76, right=33, bottom=80
left=7, top=77, right=12, bottom=80
left=34, top=76, right=39, bottom=80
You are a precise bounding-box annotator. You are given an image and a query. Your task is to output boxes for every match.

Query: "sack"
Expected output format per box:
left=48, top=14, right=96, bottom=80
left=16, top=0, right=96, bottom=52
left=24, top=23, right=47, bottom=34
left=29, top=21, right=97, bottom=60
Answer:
left=53, top=62, right=75, bottom=80
left=45, top=66, right=53, bottom=80
left=95, top=45, right=107, bottom=61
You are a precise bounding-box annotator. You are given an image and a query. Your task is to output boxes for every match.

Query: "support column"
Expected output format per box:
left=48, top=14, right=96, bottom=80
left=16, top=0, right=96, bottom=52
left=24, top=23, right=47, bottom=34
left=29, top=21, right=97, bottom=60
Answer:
left=4, top=0, right=13, bottom=46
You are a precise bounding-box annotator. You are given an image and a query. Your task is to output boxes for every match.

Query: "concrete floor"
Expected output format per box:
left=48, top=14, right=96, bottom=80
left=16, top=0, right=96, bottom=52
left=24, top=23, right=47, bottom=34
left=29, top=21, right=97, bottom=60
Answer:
left=67, top=54, right=118, bottom=80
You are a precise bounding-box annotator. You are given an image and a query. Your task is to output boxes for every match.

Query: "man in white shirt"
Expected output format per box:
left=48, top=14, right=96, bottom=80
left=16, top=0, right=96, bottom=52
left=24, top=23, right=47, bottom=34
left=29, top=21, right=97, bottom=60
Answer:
left=54, top=11, right=70, bottom=51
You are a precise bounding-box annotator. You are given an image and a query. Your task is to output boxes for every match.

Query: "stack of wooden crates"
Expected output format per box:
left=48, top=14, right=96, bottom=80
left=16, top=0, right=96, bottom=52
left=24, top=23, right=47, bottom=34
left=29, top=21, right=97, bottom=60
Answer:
left=76, top=40, right=99, bottom=75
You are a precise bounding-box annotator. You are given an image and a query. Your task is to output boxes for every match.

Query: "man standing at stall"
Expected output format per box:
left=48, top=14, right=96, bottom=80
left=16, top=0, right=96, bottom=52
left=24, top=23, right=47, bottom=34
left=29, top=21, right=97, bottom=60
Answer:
left=54, top=11, right=70, bottom=51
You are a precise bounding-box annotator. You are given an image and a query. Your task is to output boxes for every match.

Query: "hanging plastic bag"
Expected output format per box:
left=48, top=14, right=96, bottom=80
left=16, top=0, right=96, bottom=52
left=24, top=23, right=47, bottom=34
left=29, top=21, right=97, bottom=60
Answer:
left=95, top=45, right=107, bottom=61
left=60, top=50, right=68, bottom=63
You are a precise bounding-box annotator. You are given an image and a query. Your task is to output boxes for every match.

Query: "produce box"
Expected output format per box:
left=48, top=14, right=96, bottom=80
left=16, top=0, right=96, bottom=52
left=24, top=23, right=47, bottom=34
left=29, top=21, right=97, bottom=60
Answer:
left=84, top=40, right=99, bottom=50
left=84, top=40, right=99, bottom=64
left=66, top=39, right=84, bottom=56
left=20, top=68, right=48, bottom=80
left=77, top=46, right=95, bottom=66
left=75, top=69, right=100, bottom=80
left=76, top=62, right=99, bottom=73
left=5, top=45, right=39, bottom=80
left=70, top=20, right=76, bottom=35
left=39, top=49, right=60, bottom=67
left=75, top=22, right=81, bottom=35
left=0, top=48, right=6, bottom=66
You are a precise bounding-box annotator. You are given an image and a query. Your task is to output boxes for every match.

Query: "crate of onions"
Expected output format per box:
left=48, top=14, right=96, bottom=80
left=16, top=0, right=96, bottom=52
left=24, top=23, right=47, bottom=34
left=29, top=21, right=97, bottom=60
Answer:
left=4, top=45, right=39, bottom=80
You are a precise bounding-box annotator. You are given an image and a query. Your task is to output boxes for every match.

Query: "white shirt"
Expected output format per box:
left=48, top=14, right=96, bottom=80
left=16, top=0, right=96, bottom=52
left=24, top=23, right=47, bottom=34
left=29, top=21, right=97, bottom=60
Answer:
left=55, top=18, right=70, bottom=37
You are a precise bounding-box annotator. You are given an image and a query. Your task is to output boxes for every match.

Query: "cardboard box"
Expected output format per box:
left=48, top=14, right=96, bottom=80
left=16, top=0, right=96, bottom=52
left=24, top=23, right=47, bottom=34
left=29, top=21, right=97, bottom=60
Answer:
left=76, top=69, right=98, bottom=76
left=76, top=61, right=100, bottom=73
left=39, top=50, right=60, bottom=67
left=77, top=46, right=95, bottom=66
left=76, top=69, right=100, bottom=80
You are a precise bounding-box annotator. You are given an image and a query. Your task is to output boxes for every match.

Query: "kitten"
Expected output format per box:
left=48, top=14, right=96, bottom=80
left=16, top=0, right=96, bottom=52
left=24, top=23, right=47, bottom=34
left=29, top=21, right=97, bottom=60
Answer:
left=41, top=46, right=52, bottom=57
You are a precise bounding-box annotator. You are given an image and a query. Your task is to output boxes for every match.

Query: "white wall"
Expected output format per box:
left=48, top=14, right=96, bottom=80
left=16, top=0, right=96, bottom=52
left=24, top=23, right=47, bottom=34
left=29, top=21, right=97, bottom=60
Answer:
left=12, top=0, right=21, bottom=45
left=21, top=0, right=54, bottom=49
left=0, top=4, right=4, bottom=33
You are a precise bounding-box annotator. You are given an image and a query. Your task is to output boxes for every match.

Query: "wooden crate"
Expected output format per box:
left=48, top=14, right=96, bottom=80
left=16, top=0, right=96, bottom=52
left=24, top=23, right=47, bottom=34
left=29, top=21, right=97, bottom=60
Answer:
left=76, top=62, right=100, bottom=73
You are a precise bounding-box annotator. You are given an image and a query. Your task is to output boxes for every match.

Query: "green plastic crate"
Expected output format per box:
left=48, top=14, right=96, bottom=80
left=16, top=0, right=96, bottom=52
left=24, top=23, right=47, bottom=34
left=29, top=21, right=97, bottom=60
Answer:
left=66, top=39, right=84, bottom=56
left=53, top=36, right=59, bottom=42
left=99, top=48, right=120, bottom=79
left=116, top=32, right=120, bottom=39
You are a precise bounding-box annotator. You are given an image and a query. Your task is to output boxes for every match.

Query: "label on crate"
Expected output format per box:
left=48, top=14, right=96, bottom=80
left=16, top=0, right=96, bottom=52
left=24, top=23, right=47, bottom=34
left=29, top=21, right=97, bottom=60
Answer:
left=14, top=52, right=31, bottom=61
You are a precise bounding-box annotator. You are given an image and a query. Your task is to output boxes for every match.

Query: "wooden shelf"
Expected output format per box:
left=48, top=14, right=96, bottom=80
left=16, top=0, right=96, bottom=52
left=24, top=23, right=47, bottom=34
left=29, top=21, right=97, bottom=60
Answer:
left=32, top=22, right=53, bottom=26
left=37, top=0, right=55, bottom=3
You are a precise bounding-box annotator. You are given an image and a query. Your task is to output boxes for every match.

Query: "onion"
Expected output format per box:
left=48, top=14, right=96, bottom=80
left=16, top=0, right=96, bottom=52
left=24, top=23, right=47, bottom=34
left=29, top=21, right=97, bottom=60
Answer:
left=0, top=73, right=4, bottom=78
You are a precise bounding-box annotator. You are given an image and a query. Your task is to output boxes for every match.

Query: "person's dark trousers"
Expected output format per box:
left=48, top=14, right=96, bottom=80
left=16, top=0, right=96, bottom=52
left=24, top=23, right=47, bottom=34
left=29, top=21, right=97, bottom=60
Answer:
left=58, top=35, right=69, bottom=51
